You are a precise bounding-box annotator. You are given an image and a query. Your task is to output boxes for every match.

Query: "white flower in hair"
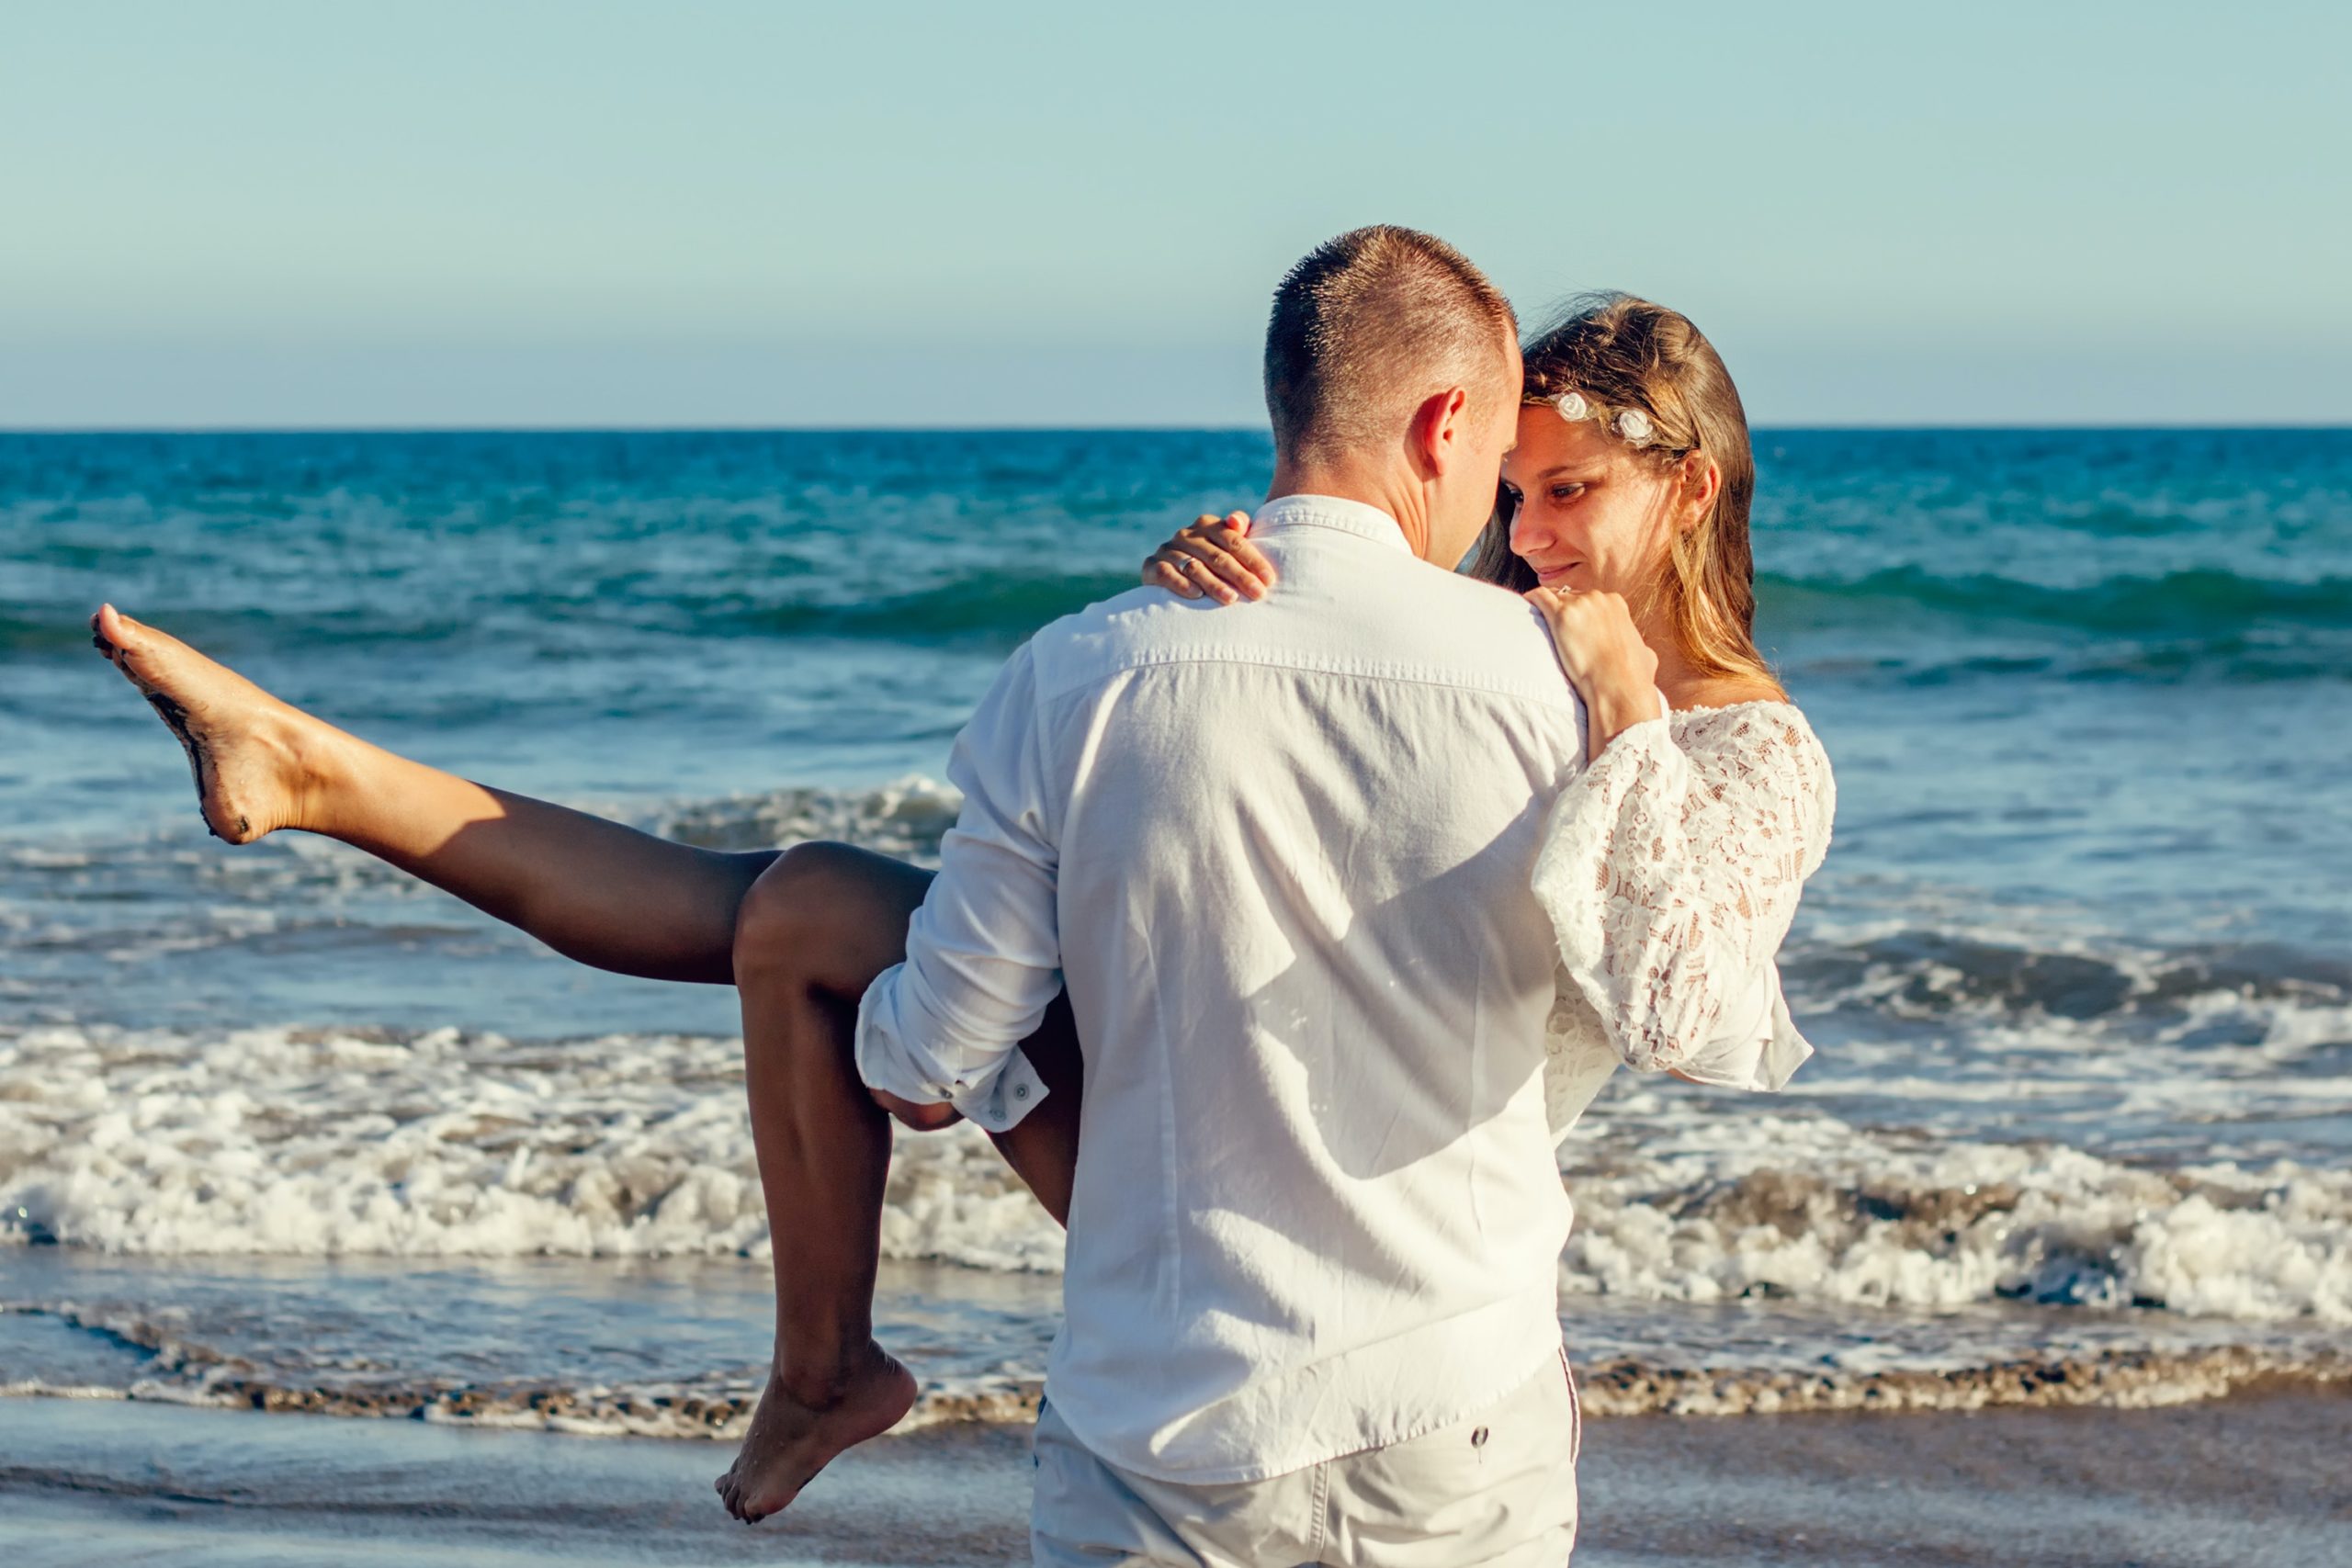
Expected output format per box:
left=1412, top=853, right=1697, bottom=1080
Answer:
left=1615, top=409, right=1655, bottom=446
left=1553, top=391, right=1591, bottom=422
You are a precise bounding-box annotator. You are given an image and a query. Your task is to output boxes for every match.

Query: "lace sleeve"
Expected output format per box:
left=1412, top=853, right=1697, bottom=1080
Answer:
left=1533, top=702, right=1834, bottom=1097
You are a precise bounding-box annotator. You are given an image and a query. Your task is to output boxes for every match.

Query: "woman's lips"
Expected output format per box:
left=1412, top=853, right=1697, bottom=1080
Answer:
left=1532, top=562, right=1581, bottom=585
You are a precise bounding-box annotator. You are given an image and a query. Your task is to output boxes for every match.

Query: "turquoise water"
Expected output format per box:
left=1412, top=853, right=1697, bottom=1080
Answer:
left=2, top=429, right=2347, bottom=1430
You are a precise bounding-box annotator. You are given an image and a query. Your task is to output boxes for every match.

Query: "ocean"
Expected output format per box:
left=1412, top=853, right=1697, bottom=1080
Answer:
left=3, top=428, right=2348, bottom=1451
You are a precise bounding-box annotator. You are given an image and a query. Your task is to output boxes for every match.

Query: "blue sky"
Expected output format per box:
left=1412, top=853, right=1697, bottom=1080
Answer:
left=2, top=1, right=2345, bottom=428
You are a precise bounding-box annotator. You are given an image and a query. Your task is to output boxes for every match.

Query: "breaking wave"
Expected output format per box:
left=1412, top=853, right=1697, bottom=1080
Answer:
left=1759, top=566, right=2352, bottom=637
left=5, top=1015, right=2347, bottom=1328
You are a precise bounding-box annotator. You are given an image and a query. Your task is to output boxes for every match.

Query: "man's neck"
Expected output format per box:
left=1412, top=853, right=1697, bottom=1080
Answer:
left=1266, top=459, right=1434, bottom=561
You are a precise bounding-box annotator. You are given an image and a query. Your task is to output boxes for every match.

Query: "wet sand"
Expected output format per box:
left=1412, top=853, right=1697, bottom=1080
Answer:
left=5, top=1389, right=2347, bottom=1566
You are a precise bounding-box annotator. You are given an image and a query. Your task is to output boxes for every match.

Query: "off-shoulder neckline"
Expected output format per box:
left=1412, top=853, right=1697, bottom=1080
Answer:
left=1668, top=697, right=1805, bottom=719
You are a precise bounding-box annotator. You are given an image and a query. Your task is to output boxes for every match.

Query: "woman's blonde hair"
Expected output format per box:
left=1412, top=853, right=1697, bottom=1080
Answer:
left=1468, top=293, right=1781, bottom=696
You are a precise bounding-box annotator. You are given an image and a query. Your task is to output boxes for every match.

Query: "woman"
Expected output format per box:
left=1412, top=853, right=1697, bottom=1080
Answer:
left=1153, top=294, right=1832, bottom=1127
left=89, top=294, right=1831, bottom=1522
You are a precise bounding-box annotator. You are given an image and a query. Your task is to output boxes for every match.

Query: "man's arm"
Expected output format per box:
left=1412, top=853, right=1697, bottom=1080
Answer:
left=854, top=644, right=1061, bottom=1132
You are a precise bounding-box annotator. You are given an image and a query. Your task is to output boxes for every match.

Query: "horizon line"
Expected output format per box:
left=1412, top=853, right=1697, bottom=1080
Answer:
left=5, top=421, right=2350, bottom=437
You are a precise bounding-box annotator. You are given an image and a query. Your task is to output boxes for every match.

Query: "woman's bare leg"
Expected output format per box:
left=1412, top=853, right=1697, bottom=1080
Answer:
left=93, top=606, right=1094, bottom=1518
left=91, top=604, right=771, bottom=983
left=714, top=842, right=1082, bottom=1523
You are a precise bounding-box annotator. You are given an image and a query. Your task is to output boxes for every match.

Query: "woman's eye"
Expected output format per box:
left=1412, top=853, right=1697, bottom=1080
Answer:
left=1550, top=483, right=1586, bottom=502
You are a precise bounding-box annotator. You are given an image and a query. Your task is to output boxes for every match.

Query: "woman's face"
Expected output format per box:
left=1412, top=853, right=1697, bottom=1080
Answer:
left=1501, top=405, right=1688, bottom=602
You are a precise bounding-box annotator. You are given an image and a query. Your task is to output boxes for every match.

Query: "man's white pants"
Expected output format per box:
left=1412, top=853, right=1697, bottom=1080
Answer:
left=1030, top=1355, right=1581, bottom=1567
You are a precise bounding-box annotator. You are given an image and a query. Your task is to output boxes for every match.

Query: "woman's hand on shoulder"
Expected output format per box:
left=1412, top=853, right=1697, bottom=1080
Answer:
left=1525, top=586, right=1657, bottom=695
left=1525, top=586, right=1662, bottom=761
left=1143, top=512, right=1275, bottom=605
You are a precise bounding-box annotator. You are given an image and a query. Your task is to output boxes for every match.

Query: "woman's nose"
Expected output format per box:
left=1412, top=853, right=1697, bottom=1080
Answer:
left=1510, top=508, right=1552, bottom=555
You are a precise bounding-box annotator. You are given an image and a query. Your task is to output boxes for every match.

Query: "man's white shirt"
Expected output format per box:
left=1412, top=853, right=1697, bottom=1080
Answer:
left=856, top=494, right=1588, bottom=1483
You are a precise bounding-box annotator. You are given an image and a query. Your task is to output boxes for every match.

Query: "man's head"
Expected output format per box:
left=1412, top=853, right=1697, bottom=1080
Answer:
left=1263, top=227, right=1520, bottom=566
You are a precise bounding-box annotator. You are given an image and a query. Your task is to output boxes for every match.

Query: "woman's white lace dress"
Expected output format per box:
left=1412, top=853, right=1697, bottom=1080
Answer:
left=1534, top=701, right=1837, bottom=1137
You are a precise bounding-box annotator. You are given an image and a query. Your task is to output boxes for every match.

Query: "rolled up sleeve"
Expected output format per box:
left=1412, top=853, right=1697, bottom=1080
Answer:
left=854, top=645, right=1062, bottom=1134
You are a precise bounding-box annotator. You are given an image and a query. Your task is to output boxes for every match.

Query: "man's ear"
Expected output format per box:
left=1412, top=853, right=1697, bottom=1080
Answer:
left=1408, top=387, right=1470, bottom=478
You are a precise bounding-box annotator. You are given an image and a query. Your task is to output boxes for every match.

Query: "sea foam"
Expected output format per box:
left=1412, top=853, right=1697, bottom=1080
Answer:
left=0, top=1021, right=1057, bottom=1269
left=6, top=1019, right=2347, bottom=1328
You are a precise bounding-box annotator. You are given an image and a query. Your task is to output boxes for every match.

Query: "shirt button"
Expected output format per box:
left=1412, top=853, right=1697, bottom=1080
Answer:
left=1014, top=1084, right=1031, bottom=1100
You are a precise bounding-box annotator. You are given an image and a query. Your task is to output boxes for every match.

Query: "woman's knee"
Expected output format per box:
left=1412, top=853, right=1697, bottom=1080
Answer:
left=732, top=841, right=858, bottom=979
left=731, top=840, right=925, bottom=990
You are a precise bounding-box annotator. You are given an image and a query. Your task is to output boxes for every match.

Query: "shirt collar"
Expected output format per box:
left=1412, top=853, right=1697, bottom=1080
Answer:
left=1250, top=493, right=1414, bottom=555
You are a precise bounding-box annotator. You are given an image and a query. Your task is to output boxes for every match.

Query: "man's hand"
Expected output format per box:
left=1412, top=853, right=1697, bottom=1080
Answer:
left=868, top=1086, right=964, bottom=1132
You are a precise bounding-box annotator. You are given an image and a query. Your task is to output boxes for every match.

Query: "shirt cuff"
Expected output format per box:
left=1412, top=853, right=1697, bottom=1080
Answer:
left=853, top=962, right=1053, bottom=1134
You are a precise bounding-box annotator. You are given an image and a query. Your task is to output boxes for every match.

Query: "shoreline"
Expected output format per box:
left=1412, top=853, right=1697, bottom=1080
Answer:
left=7, top=1337, right=2346, bottom=1440
left=12, top=1359, right=2349, bottom=1447
left=5, top=1387, right=2346, bottom=1566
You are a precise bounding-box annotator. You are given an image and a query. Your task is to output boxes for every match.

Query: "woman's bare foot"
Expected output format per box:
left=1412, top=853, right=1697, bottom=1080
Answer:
left=713, top=1341, right=918, bottom=1524
left=90, top=604, right=335, bottom=844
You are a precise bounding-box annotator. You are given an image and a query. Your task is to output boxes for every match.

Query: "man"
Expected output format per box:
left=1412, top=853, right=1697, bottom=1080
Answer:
left=854, top=225, right=1588, bottom=1563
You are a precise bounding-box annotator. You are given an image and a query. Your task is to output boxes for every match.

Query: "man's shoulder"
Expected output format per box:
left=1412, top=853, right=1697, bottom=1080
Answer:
left=1332, top=559, right=1577, bottom=704
left=1401, top=562, right=1562, bottom=646
left=996, top=584, right=1208, bottom=712
left=1023, top=561, right=1575, bottom=717
left=1023, top=584, right=1188, bottom=674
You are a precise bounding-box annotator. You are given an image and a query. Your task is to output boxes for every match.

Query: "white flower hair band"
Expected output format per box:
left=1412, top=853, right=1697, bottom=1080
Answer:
left=1551, top=389, right=1658, bottom=447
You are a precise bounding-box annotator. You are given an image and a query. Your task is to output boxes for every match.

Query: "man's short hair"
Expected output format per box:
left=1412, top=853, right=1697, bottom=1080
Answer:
left=1263, top=226, right=1518, bottom=463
